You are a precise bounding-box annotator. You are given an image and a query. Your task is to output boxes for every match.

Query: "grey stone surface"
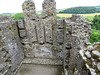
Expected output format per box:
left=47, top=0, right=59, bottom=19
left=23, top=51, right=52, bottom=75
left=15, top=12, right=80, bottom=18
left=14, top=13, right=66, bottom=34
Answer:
left=44, top=17, right=53, bottom=44
left=17, top=20, right=25, bottom=29
left=97, top=63, right=100, bottom=71
left=36, top=18, right=45, bottom=44
left=65, top=15, right=92, bottom=75
left=23, top=58, right=62, bottom=65
left=22, top=0, right=37, bottom=43
left=19, top=30, right=26, bottom=38
left=42, top=0, right=56, bottom=18
left=24, top=44, right=63, bottom=59
left=22, top=0, right=36, bottom=20
left=57, top=19, right=63, bottom=29
left=0, top=0, right=94, bottom=75
left=42, top=0, right=56, bottom=44
left=16, top=64, right=63, bottom=75
left=0, top=20, right=24, bottom=74
left=57, top=29, right=63, bottom=44
left=85, top=51, right=91, bottom=58
left=0, top=15, right=15, bottom=22
left=80, top=42, right=100, bottom=75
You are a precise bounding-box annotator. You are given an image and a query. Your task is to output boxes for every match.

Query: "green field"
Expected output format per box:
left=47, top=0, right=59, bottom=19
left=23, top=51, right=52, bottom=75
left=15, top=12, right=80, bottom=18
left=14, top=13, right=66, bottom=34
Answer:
left=57, top=13, right=100, bottom=20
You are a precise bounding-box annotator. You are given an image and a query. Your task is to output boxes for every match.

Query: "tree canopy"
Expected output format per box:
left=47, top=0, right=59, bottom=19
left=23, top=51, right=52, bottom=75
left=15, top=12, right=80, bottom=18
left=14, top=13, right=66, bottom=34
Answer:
left=59, top=6, right=100, bottom=14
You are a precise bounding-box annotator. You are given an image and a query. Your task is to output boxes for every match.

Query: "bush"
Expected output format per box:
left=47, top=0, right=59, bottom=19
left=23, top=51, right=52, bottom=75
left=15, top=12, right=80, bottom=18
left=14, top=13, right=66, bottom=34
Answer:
left=12, top=13, right=24, bottom=20
left=92, top=15, right=100, bottom=30
left=56, top=16, right=62, bottom=19
left=90, top=29, right=100, bottom=43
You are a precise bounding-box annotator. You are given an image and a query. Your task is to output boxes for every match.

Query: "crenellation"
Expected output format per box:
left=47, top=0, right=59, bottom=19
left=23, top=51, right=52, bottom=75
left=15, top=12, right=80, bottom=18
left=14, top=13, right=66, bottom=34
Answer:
left=44, top=17, right=53, bottom=44
left=42, top=0, right=56, bottom=18
left=36, top=18, right=45, bottom=44
left=22, top=0, right=37, bottom=43
left=42, top=0, right=57, bottom=44
left=22, top=0, right=36, bottom=20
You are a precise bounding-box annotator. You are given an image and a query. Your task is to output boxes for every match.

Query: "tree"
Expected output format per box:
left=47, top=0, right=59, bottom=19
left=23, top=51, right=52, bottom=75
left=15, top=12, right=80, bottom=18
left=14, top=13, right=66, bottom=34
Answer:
left=59, top=7, right=97, bottom=14
left=90, top=29, right=100, bottom=43
left=92, top=15, right=100, bottom=30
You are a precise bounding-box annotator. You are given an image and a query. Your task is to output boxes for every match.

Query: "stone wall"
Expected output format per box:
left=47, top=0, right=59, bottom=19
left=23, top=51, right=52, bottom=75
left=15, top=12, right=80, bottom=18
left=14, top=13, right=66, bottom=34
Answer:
left=0, top=16, right=24, bottom=75
left=65, top=15, right=92, bottom=75
left=80, top=42, right=100, bottom=75
left=21, top=0, right=63, bottom=60
left=0, top=40, right=12, bottom=75
left=0, top=0, right=95, bottom=75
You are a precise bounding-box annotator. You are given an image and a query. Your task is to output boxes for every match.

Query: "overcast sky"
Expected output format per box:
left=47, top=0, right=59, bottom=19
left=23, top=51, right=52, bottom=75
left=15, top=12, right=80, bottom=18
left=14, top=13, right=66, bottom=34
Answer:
left=0, top=0, right=100, bottom=14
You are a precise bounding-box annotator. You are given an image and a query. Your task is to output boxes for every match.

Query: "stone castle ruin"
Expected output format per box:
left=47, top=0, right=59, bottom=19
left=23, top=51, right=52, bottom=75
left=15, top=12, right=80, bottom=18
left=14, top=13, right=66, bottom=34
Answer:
left=0, top=0, right=100, bottom=75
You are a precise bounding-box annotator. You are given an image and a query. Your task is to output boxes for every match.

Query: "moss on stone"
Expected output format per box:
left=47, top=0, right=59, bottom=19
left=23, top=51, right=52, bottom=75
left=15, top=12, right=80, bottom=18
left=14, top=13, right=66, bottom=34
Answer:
left=52, top=45, right=62, bottom=51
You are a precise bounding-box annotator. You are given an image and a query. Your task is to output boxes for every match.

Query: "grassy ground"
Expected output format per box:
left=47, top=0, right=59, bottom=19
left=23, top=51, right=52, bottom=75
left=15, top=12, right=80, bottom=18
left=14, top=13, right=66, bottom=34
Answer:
left=1, top=12, right=100, bottom=22
left=57, top=13, right=100, bottom=19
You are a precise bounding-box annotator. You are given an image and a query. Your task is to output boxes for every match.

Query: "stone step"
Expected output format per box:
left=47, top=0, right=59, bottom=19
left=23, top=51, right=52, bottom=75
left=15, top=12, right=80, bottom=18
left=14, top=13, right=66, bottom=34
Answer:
left=23, top=58, right=62, bottom=65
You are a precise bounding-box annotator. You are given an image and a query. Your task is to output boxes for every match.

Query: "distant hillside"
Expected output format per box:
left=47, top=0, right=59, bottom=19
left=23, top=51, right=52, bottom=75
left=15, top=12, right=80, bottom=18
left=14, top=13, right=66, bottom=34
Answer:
left=58, top=6, right=100, bottom=14
left=0, top=13, right=17, bottom=16
left=36, top=9, right=61, bottom=13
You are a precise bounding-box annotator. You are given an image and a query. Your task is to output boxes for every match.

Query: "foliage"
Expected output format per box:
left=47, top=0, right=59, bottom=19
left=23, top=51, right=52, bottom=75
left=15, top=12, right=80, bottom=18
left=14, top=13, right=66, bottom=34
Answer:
left=90, top=29, right=100, bottom=43
left=59, top=6, right=100, bottom=14
left=92, top=15, right=100, bottom=30
left=12, top=13, right=24, bottom=20
left=56, top=16, right=64, bottom=19
left=0, top=14, right=3, bottom=16
left=36, top=12, right=42, bottom=15
left=85, top=16, right=94, bottom=22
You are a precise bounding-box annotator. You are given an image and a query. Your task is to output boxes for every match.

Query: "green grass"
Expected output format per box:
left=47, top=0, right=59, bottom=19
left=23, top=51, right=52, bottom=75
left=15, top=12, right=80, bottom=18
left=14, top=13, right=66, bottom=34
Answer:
left=36, top=12, right=42, bottom=15
left=85, top=16, right=94, bottom=21
left=57, top=13, right=100, bottom=18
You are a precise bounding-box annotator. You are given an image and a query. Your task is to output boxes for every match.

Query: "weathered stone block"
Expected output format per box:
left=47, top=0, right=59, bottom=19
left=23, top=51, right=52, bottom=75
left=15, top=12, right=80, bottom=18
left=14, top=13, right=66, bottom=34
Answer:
left=0, top=21, right=24, bottom=73
left=36, top=19, right=45, bottom=44
left=57, top=19, right=63, bottom=29
left=19, top=30, right=26, bottom=38
left=97, top=63, right=100, bottom=71
left=0, top=15, right=14, bottom=22
left=57, top=29, right=63, bottom=44
left=25, top=20, right=37, bottom=42
left=17, top=20, right=25, bottom=29
left=22, top=0, right=36, bottom=19
left=45, top=22, right=53, bottom=44
left=42, top=0, right=56, bottom=18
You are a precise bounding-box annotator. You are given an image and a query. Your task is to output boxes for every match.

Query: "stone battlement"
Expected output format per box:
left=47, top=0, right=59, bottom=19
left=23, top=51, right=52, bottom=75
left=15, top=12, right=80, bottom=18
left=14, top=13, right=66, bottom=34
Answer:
left=0, top=0, right=97, bottom=75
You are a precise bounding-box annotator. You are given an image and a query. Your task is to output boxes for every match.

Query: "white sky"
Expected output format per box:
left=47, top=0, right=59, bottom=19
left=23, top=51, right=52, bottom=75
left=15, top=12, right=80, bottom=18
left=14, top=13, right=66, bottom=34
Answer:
left=0, top=0, right=100, bottom=14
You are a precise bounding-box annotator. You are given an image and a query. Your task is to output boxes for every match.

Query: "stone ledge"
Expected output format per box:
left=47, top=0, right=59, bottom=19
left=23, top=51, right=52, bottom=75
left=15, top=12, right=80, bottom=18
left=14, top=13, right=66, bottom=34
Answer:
left=23, top=58, right=63, bottom=65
